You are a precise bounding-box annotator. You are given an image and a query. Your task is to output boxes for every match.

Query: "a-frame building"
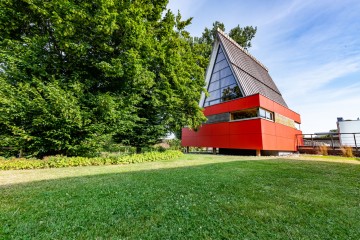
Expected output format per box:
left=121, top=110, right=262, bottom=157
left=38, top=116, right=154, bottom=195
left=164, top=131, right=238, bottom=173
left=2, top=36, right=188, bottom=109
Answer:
left=182, top=29, right=302, bottom=155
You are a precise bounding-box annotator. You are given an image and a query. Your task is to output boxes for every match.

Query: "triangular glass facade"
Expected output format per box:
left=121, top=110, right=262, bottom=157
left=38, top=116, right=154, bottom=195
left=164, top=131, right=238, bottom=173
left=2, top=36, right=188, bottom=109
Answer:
left=204, top=46, right=242, bottom=107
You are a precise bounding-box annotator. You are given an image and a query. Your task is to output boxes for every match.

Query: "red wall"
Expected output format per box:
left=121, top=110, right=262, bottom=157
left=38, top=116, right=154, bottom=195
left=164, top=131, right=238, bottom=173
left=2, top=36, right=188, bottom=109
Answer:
left=182, top=94, right=302, bottom=152
left=204, top=94, right=260, bottom=116
left=182, top=119, right=263, bottom=149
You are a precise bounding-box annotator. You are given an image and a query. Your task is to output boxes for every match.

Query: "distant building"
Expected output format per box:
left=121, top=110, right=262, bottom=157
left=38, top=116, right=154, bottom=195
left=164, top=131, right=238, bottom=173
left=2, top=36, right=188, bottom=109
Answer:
left=182, top=29, right=302, bottom=156
left=337, top=117, right=360, bottom=147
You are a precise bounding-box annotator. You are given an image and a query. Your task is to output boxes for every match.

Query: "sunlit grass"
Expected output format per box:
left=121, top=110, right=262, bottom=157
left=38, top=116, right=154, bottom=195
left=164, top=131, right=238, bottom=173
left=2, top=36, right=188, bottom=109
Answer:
left=296, top=154, right=360, bottom=161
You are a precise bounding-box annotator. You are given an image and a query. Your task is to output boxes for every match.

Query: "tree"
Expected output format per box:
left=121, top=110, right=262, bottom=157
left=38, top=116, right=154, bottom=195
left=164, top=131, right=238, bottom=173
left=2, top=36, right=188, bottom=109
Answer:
left=229, top=25, right=257, bottom=50
left=0, top=1, right=205, bottom=157
left=193, top=21, right=257, bottom=70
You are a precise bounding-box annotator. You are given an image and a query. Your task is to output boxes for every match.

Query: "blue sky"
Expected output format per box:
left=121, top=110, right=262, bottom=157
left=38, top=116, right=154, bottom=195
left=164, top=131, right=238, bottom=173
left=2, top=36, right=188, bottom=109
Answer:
left=168, top=0, right=360, bottom=133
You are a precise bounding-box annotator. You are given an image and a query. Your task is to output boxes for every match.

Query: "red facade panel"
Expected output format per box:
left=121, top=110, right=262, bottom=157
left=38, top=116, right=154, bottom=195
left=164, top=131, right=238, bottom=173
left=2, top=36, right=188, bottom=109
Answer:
left=229, top=120, right=262, bottom=134
left=261, top=134, right=278, bottom=150
left=204, top=94, right=260, bottom=116
left=228, top=133, right=263, bottom=149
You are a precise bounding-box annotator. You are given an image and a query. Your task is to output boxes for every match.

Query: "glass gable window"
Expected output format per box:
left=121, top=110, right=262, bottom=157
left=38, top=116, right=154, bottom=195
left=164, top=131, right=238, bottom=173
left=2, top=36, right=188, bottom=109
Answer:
left=204, top=46, right=243, bottom=107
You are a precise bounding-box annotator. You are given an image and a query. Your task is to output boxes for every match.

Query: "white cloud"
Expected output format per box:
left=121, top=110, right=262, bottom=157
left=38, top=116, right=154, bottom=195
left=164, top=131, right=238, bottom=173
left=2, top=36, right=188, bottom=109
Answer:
left=281, top=58, right=360, bottom=97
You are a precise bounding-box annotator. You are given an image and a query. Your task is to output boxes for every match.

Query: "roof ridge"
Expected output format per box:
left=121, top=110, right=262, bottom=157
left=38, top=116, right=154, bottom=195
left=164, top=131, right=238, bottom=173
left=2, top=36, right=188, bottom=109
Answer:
left=217, top=28, right=269, bottom=71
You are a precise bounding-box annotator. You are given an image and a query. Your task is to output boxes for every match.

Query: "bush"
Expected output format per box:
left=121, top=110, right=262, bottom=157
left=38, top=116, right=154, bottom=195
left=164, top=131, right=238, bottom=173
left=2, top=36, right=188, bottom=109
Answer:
left=317, top=145, right=328, bottom=155
left=167, top=139, right=182, bottom=150
left=0, top=150, right=183, bottom=170
left=340, top=146, right=354, bottom=157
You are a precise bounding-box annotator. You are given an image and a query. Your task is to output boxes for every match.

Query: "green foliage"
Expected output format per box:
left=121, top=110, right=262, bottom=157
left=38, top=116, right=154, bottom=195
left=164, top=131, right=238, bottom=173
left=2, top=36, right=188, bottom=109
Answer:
left=0, top=77, right=132, bottom=158
left=229, top=25, right=257, bottom=50
left=198, top=21, right=225, bottom=45
left=166, top=139, right=182, bottom=150
left=193, top=21, right=257, bottom=70
left=0, top=150, right=183, bottom=170
left=0, top=1, right=205, bottom=157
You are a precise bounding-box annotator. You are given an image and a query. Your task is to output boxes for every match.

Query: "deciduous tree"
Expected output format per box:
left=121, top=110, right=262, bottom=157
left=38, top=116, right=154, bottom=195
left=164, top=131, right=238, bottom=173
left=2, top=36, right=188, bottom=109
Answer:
left=0, top=0, right=205, bottom=157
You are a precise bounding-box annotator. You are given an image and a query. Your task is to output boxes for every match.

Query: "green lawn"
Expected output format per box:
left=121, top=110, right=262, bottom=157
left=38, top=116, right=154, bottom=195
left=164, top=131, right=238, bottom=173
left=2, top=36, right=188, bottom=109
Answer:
left=1, top=154, right=359, bottom=239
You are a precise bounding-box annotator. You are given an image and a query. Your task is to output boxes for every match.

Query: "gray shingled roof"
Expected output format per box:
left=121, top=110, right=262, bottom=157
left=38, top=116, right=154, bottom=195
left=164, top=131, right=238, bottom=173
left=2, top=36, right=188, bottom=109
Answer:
left=217, top=30, right=288, bottom=107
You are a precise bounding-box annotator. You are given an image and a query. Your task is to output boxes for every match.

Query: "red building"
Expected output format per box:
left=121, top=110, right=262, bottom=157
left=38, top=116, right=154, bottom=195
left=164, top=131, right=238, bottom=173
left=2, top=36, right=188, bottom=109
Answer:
left=182, top=30, right=302, bottom=155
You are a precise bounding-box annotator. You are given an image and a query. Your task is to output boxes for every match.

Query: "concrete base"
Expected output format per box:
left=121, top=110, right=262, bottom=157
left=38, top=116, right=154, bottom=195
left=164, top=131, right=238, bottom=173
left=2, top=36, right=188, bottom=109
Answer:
left=212, top=148, right=217, bottom=154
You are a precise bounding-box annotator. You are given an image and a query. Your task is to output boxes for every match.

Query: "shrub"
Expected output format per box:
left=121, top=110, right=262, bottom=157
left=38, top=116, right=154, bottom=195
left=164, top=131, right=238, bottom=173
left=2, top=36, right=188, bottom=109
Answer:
left=0, top=150, right=183, bottom=170
left=167, top=139, right=182, bottom=150
left=317, top=145, right=328, bottom=155
left=340, top=146, right=354, bottom=157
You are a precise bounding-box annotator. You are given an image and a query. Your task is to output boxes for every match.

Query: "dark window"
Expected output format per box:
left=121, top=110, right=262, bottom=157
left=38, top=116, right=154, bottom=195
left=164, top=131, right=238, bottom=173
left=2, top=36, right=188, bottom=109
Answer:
left=221, top=85, right=241, bottom=102
left=230, top=108, right=275, bottom=121
left=206, top=113, right=230, bottom=124
left=231, top=108, right=258, bottom=120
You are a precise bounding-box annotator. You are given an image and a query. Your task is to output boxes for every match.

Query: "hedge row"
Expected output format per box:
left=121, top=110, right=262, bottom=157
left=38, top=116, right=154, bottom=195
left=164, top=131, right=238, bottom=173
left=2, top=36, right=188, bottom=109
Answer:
left=0, top=150, right=183, bottom=170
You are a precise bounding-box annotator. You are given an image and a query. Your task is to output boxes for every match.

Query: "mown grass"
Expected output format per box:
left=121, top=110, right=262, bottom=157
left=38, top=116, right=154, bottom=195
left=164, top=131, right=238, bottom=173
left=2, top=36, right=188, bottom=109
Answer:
left=299, top=154, right=360, bottom=161
left=1, top=154, right=359, bottom=239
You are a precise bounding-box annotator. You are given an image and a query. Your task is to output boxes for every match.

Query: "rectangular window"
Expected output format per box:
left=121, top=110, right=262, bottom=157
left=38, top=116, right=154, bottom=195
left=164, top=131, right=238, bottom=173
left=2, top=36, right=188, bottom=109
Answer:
left=231, top=108, right=258, bottom=120
left=230, top=108, right=274, bottom=122
left=265, top=111, right=273, bottom=120
left=259, top=108, right=274, bottom=121
left=259, top=108, right=266, bottom=118
left=206, top=113, right=230, bottom=124
left=207, top=90, right=220, bottom=101
left=221, top=75, right=236, bottom=88
left=208, top=80, right=220, bottom=92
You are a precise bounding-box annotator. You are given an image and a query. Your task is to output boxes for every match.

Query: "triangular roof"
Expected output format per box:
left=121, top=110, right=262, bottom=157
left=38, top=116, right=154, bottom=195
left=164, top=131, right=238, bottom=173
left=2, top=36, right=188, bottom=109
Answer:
left=200, top=29, right=288, bottom=108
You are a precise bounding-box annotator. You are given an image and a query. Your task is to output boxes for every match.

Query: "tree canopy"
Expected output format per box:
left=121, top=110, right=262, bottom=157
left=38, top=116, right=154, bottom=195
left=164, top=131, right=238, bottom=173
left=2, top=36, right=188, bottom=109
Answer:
left=193, top=21, right=257, bottom=70
left=0, top=0, right=206, bottom=157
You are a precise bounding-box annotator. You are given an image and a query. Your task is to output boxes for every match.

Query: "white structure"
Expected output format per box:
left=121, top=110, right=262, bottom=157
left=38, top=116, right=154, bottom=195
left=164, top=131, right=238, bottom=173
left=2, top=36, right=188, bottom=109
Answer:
left=337, top=117, right=360, bottom=147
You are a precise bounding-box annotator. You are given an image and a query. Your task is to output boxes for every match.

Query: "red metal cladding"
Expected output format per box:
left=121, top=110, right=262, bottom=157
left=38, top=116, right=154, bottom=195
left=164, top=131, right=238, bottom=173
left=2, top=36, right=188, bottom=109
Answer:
left=261, top=119, right=302, bottom=151
left=182, top=94, right=302, bottom=152
left=204, top=94, right=260, bottom=116
left=182, top=119, right=263, bottom=149
left=259, top=94, right=301, bottom=123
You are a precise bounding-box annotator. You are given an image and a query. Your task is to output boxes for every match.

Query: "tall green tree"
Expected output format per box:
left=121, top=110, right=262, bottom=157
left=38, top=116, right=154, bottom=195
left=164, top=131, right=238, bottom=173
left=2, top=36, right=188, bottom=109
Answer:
left=229, top=25, right=257, bottom=49
left=0, top=0, right=205, bottom=157
left=193, top=21, right=257, bottom=70
left=114, top=11, right=206, bottom=152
